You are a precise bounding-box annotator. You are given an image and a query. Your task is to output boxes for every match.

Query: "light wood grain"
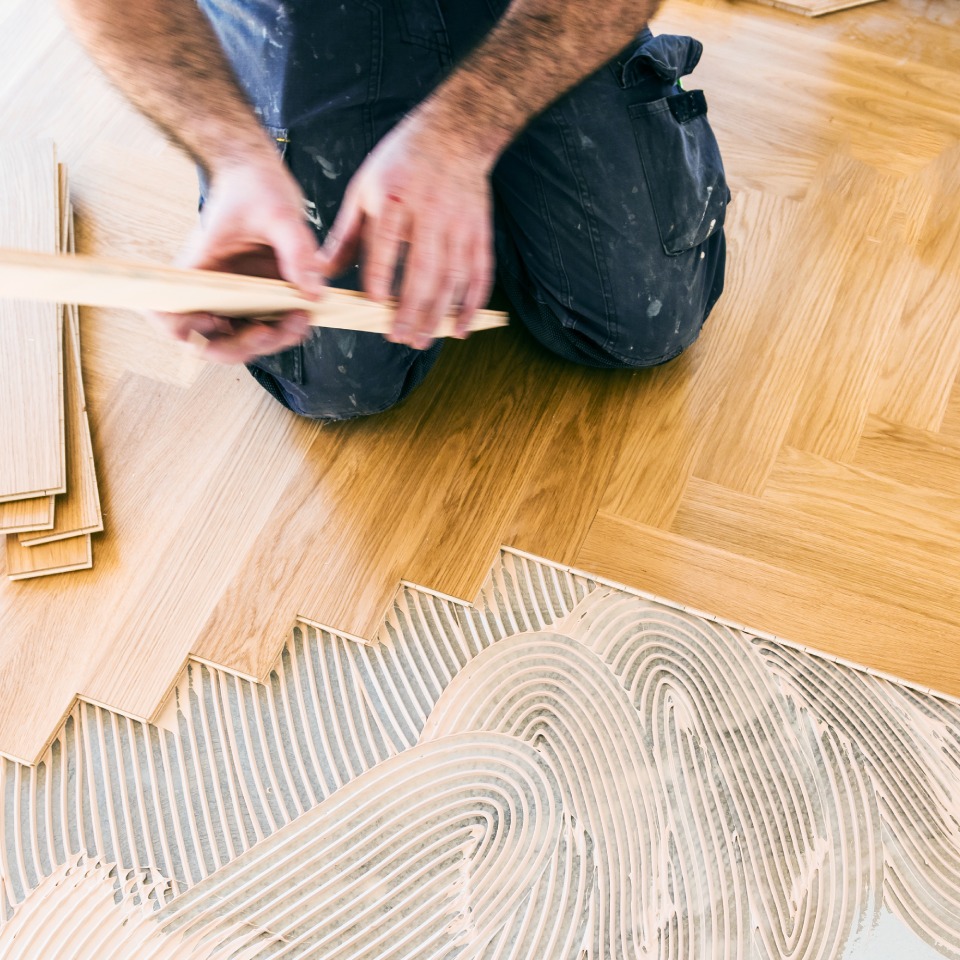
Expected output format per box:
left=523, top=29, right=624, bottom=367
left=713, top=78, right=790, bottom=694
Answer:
left=0, top=141, right=65, bottom=503
left=867, top=146, right=960, bottom=431
left=940, top=378, right=960, bottom=439
left=854, top=414, right=960, bottom=494
left=0, top=249, right=508, bottom=337
left=0, top=496, right=54, bottom=534
left=576, top=513, right=960, bottom=695
left=691, top=154, right=870, bottom=495
left=783, top=168, right=912, bottom=462
left=670, top=472, right=960, bottom=629
left=19, top=304, right=102, bottom=544
left=752, top=0, right=884, bottom=18
left=5, top=532, right=91, bottom=580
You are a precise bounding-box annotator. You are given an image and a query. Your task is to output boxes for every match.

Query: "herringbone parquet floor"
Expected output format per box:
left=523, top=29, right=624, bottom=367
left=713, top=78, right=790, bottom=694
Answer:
left=0, top=0, right=957, bottom=764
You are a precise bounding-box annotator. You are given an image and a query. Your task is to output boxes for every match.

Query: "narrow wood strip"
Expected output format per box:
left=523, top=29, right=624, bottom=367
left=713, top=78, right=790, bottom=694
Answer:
left=854, top=414, right=960, bottom=495
left=576, top=512, right=960, bottom=696
left=0, top=248, right=508, bottom=337
left=19, top=304, right=102, bottom=544
left=19, top=175, right=102, bottom=546
left=753, top=0, right=884, bottom=17
left=5, top=533, right=91, bottom=580
left=0, top=496, right=54, bottom=534
left=0, top=143, right=64, bottom=502
left=868, top=145, right=960, bottom=431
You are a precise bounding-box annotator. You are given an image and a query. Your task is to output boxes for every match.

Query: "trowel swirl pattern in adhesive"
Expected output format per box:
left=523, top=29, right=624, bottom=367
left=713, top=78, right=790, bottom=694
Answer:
left=0, top=551, right=958, bottom=958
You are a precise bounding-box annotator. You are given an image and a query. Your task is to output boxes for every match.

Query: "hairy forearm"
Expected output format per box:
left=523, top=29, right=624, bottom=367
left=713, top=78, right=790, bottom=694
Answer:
left=419, top=0, right=660, bottom=165
left=58, top=0, right=277, bottom=177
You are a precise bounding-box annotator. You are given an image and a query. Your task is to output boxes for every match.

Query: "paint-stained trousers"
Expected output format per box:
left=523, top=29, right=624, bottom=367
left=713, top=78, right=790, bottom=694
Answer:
left=198, top=0, right=730, bottom=420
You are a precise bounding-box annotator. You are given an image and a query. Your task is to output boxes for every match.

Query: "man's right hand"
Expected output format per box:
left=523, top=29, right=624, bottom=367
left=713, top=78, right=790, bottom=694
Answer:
left=155, top=159, right=327, bottom=364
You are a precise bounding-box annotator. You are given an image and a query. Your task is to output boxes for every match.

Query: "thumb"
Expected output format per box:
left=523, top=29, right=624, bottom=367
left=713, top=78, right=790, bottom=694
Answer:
left=267, top=217, right=327, bottom=299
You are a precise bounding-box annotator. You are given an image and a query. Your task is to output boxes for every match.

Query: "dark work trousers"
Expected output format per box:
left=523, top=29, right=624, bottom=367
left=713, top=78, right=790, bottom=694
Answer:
left=197, top=0, right=730, bottom=420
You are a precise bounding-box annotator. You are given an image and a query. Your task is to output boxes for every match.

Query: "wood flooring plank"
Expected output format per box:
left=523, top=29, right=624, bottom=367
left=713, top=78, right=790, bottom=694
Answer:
left=670, top=472, right=960, bottom=630
left=0, top=496, right=54, bottom=535
left=762, top=446, right=960, bottom=550
left=19, top=304, right=102, bottom=545
left=692, top=155, right=872, bottom=496
left=577, top=512, right=960, bottom=697
left=854, top=414, right=960, bottom=494
left=0, top=249, right=507, bottom=337
left=498, top=361, right=636, bottom=567
left=783, top=171, right=913, bottom=462
left=601, top=189, right=800, bottom=527
left=939, top=377, right=960, bottom=439
left=868, top=145, right=960, bottom=431
left=753, top=0, right=883, bottom=17
left=5, top=533, right=91, bottom=581
left=0, top=141, right=64, bottom=502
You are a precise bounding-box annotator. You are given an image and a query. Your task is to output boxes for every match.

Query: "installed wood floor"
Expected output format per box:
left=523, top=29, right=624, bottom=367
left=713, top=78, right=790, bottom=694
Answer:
left=0, top=0, right=958, bottom=764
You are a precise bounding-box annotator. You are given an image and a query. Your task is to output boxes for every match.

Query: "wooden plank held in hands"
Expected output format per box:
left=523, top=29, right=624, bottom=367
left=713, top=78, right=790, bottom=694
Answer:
left=0, top=249, right=510, bottom=337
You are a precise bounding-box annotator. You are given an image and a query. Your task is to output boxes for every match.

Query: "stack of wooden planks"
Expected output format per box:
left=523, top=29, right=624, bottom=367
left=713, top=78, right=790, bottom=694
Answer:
left=0, top=142, right=102, bottom=579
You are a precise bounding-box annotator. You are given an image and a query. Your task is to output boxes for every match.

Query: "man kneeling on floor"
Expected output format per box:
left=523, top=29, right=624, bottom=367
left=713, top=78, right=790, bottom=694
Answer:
left=62, top=0, right=730, bottom=420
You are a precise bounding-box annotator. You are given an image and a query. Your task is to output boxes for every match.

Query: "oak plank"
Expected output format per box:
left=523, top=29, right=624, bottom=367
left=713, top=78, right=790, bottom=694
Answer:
left=0, top=141, right=64, bottom=502
left=868, top=145, right=960, bottom=431
left=577, top=513, right=960, bottom=697
left=670, top=471, right=960, bottom=630
left=0, top=497, right=54, bottom=535
left=19, top=304, right=103, bottom=545
left=602, top=189, right=801, bottom=526
left=854, top=414, right=960, bottom=494
left=5, top=533, right=91, bottom=581
left=692, top=155, right=872, bottom=495
left=0, top=248, right=507, bottom=337
left=752, top=0, right=884, bottom=17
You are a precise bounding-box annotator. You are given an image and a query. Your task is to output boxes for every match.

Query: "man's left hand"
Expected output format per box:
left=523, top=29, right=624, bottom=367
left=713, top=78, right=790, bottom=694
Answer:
left=319, top=112, right=496, bottom=350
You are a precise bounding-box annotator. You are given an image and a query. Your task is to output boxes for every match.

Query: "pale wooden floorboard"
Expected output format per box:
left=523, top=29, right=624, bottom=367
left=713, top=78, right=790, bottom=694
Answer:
left=19, top=305, right=103, bottom=544
left=5, top=532, right=91, bottom=580
left=0, top=141, right=64, bottom=503
left=853, top=415, right=960, bottom=496
left=0, top=497, right=54, bottom=535
left=576, top=512, right=960, bottom=694
left=0, top=0, right=958, bottom=760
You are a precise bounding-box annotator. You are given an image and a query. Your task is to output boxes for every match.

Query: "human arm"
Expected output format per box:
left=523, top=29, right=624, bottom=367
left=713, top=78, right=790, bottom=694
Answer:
left=323, top=0, right=661, bottom=349
left=57, top=0, right=324, bottom=363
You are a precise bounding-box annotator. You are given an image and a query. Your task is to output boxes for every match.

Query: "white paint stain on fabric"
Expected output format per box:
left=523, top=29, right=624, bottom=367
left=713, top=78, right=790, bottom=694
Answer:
left=1, top=550, right=959, bottom=958
left=646, top=298, right=662, bottom=317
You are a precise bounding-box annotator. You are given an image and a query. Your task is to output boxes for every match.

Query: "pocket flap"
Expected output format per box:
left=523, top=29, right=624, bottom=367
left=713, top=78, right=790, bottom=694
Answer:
left=622, top=34, right=703, bottom=87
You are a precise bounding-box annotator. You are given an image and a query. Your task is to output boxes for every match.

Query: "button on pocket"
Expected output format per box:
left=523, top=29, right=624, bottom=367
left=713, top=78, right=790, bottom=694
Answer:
left=629, top=92, right=729, bottom=256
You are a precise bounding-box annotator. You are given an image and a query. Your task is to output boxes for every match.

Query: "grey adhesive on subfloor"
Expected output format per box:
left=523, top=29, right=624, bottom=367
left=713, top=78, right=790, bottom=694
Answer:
left=0, top=549, right=958, bottom=957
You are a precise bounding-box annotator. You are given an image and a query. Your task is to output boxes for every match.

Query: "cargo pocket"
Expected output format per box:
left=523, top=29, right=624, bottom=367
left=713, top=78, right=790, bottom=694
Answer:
left=623, top=33, right=730, bottom=256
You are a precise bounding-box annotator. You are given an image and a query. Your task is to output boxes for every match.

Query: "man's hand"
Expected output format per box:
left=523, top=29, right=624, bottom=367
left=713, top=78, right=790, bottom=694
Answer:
left=321, top=114, right=495, bottom=351
left=157, top=160, right=326, bottom=364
